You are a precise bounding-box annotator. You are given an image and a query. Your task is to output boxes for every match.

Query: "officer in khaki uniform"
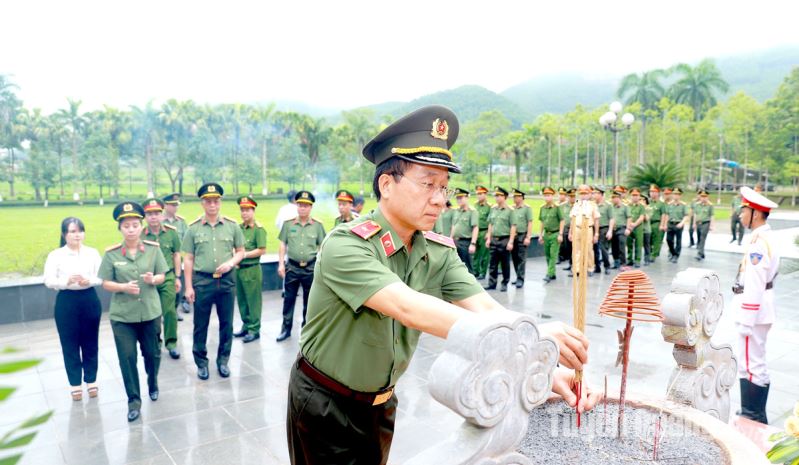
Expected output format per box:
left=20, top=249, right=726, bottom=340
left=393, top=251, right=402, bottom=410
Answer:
left=510, top=188, right=533, bottom=288
left=451, top=188, right=478, bottom=275
left=568, top=185, right=599, bottom=277
left=692, top=189, right=714, bottom=261
left=99, top=202, right=167, bottom=422
left=233, top=195, right=267, bottom=342
left=287, top=105, right=599, bottom=465
left=664, top=187, right=690, bottom=263
left=141, top=198, right=182, bottom=360
left=538, top=186, right=564, bottom=283
left=181, top=183, right=245, bottom=380
left=484, top=186, right=514, bottom=292
left=334, top=189, right=359, bottom=225
left=276, top=190, right=326, bottom=342
left=163, top=193, right=189, bottom=316
left=473, top=185, right=491, bottom=279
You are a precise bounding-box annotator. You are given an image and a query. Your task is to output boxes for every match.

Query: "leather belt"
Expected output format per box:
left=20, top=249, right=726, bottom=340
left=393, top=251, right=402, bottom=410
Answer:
left=196, top=270, right=226, bottom=279
left=297, top=357, right=394, bottom=406
left=237, top=262, right=259, bottom=269
left=288, top=258, right=315, bottom=268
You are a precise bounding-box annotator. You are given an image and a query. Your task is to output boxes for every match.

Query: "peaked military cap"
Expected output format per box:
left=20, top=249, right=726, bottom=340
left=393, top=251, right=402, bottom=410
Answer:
left=593, top=186, right=605, bottom=194
left=335, top=190, right=354, bottom=203
left=558, top=187, right=568, bottom=195
left=698, top=189, right=709, bottom=197
left=198, top=182, right=223, bottom=199
left=362, top=105, right=460, bottom=173
left=613, top=185, right=627, bottom=194
left=740, top=186, right=778, bottom=213
left=475, top=185, right=488, bottom=194
left=163, top=193, right=181, bottom=205
left=295, top=190, right=315, bottom=205
left=672, top=187, right=683, bottom=195
left=541, top=186, right=556, bottom=195
left=113, top=201, right=144, bottom=221
left=577, top=185, right=591, bottom=195
left=494, top=186, right=508, bottom=197
left=663, top=187, right=673, bottom=194
left=649, top=184, right=660, bottom=192
left=567, top=188, right=577, bottom=196
left=143, top=198, right=165, bottom=212
left=454, top=188, right=469, bottom=198
left=238, top=195, right=258, bottom=208
left=512, top=188, right=525, bottom=197
left=629, top=187, right=641, bottom=195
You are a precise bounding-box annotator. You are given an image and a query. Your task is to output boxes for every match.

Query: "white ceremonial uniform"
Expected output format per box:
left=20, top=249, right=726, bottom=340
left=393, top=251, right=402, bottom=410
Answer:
left=733, top=224, right=779, bottom=387
left=569, top=199, right=599, bottom=274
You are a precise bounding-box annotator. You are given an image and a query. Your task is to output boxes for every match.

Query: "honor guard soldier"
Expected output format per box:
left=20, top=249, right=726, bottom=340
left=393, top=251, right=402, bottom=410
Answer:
left=538, top=186, right=564, bottom=283
left=234, top=196, right=267, bottom=343
left=733, top=187, right=779, bottom=424
left=163, top=193, right=189, bottom=316
left=99, top=202, right=167, bottom=422
left=593, top=186, right=612, bottom=274
left=692, top=189, right=714, bottom=261
left=731, top=191, right=744, bottom=245
left=181, top=183, right=245, bottom=380
left=451, top=188, right=479, bottom=275
left=626, top=188, right=646, bottom=268
left=287, top=105, right=599, bottom=465
left=568, top=185, right=600, bottom=277
left=334, top=189, right=358, bottom=225
left=141, top=198, right=183, bottom=360
left=484, top=186, right=514, bottom=292
left=433, top=200, right=455, bottom=235
left=473, top=185, right=491, bottom=279
left=510, top=188, right=533, bottom=288
left=276, top=190, right=326, bottom=342
left=609, top=187, right=631, bottom=269
left=647, top=185, right=666, bottom=261
left=664, top=187, right=689, bottom=262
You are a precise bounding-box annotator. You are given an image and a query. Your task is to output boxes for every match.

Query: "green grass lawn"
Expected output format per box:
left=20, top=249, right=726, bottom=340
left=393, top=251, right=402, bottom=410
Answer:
left=0, top=196, right=757, bottom=277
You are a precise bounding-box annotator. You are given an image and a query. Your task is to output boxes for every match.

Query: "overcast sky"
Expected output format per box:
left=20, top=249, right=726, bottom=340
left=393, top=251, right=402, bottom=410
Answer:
left=2, top=0, right=797, bottom=113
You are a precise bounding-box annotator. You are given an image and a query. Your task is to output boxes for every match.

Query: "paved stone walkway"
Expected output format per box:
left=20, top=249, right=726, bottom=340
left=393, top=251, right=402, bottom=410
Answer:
left=1, top=235, right=797, bottom=464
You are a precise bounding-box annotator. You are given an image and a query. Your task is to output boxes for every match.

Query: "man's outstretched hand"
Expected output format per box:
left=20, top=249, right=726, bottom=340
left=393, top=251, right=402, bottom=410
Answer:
left=551, top=367, right=603, bottom=413
left=538, top=321, right=589, bottom=370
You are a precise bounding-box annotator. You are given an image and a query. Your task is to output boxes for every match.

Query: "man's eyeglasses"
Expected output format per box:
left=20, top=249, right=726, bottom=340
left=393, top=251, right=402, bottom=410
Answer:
left=398, top=174, right=454, bottom=200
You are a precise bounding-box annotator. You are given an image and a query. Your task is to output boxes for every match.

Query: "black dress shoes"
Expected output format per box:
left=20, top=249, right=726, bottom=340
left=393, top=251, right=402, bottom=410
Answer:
left=218, top=364, right=230, bottom=378
left=243, top=333, right=260, bottom=343
left=168, top=348, right=180, bottom=360
left=127, top=409, right=140, bottom=422
left=500, top=283, right=508, bottom=292
left=149, top=391, right=159, bottom=401
left=276, top=329, right=291, bottom=342
left=483, top=284, right=496, bottom=290
left=197, top=366, right=209, bottom=380
left=233, top=327, right=248, bottom=338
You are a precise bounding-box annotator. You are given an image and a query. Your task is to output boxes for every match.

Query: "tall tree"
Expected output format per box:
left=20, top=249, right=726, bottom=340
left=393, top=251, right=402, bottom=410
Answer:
left=130, top=102, right=160, bottom=196
left=342, top=109, right=378, bottom=194
left=617, top=69, right=667, bottom=163
left=55, top=99, right=86, bottom=199
left=669, top=59, right=730, bottom=121
left=0, top=75, right=23, bottom=198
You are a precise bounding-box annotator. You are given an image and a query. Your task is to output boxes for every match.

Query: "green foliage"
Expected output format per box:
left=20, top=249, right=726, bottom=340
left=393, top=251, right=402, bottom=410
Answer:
left=669, top=59, right=730, bottom=121
left=0, top=353, right=52, bottom=465
left=393, top=85, right=530, bottom=127
left=626, top=161, right=685, bottom=190
left=767, top=435, right=799, bottom=464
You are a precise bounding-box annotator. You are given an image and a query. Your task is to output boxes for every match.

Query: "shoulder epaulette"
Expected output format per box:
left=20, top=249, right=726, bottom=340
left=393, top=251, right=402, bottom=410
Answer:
left=189, top=216, right=203, bottom=226
left=680, top=201, right=687, bottom=205
left=469, top=206, right=476, bottom=211
left=508, top=205, right=515, bottom=210
left=143, top=240, right=160, bottom=247
left=423, top=231, right=456, bottom=248
left=350, top=220, right=382, bottom=240
left=105, top=243, right=122, bottom=252
left=254, top=221, right=263, bottom=228
left=163, top=223, right=177, bottom=231
left=223, top=216, right=237, bottom=223
left=491, top=205, right=497, bottom=209
left=176, top=214, right=185, bottom=220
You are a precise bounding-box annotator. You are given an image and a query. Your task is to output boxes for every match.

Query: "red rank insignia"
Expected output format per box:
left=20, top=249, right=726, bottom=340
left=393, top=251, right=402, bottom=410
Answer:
left=380, top=232, right=396, bottom=257
left=350, top=220, right=382, bottom=240
left=423, top=231, right=456, bottom=248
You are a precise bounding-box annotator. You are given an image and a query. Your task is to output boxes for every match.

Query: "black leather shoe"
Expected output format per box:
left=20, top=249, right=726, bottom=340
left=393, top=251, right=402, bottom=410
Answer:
left=604, top=269, right=610, bottom=275
left=476, top=275, right=485, bottom=280
left=568, top=272, right=574, bottom=277
left=233, top=327, right=248, bottom=338
left=243, top=333, right=260, bottom=343
left=500, top=284, right=507, bottom=292
left=177, top=313, right=183, bottom=321
left=276, top=329, right=291, bottom=342
left=515, top=280, right=523, bottom=288
left=149, top=391, right=159, bottom=401
left=127, top=409, right=140, bottom=422
left=217, top=364, right=230, bottom=378
left=543, top=276, right=552, bottom=283
left=563, top=266, right=572, bottom=271
left=483, top=284, right=496, bottom=290
left=197, top=366, right=209, bottom=380
left=168, top=348, right=180, bottom=359
left=181, top=301, right=191, bottom=313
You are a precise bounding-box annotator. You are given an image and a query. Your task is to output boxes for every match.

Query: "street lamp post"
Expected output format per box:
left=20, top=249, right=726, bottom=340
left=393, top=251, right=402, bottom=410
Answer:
left=599, top=101, right=635, bottom=186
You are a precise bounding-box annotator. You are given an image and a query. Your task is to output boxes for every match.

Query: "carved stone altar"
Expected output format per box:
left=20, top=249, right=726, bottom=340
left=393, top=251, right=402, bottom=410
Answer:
left=660, top=267, right=737, bottom=421
left=405, top=311, right=559, bottom=465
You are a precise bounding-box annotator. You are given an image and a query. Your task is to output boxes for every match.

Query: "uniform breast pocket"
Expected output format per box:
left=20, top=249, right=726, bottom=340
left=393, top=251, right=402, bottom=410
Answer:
left=112, top=262, right=133, bottom=281
left=359, top=311, right=390, bottom=348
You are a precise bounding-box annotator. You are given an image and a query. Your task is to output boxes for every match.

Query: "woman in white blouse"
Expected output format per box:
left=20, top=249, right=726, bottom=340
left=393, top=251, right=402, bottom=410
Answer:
left=43, top=217, right=103, bottom=401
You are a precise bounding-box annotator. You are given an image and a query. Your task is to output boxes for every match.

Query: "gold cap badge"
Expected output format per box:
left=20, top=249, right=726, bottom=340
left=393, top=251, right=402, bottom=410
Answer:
left=431, top=118, right=448, bottom=141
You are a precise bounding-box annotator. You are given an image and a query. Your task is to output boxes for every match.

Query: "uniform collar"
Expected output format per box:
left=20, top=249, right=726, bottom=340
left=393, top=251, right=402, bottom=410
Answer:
left=241, top=221, right=255, bottom=229
left=146, top=225, right=163, bottom=236
left=371, top=208, right=428, bottom=261
left=121, top=242, right=145, bottom=257
left=201, top=215, right=224, bottom=226
left=292, top=216, right=314, bottom=226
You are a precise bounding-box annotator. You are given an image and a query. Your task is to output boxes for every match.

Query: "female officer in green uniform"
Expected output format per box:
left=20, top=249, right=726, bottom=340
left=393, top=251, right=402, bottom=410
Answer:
left=99, top=202, right=168, bottom=422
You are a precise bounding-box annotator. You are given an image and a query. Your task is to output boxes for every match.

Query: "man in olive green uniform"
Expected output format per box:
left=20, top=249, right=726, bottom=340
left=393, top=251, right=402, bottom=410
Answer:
left=626, top=188, right=646, bottom=268
left=510, top=188, right=532, bottom=288
left=276, top=190, right=326, bottom=342
left=642, top=196, right=653, bottom=264
left=609, top=188, right=631, bottom=269
left=334, top=189, right=359, bottom=225
left=182, top=183, right=245, bottom=380
left=473, top=185, right=491, bottom=279
left=647, top=185, right=666, bottom=262
left=141, top=198, right=182, bottom=360
left=692, top=189, right=714, bottom=261
left=560, top=188, right=576, bottom=270
left=538, top=186, right=564, bottom=282
left=485, top=186, right=514, bottom=292
left=163, top=193, right=190, bottom=317
left=451, top=188, right=478, bottom=275
left=288, top=105, right=598, bottom=465
left=592, top=187, right=612, bottom=274
left=234, top=195, right=267, bottom=343
left=433, top=200, right=455, bottom=236
left=731, top=192, right=744, bottom=245
left=664, top=187, right=690, bottom=263
left=556, top=187, right=568, bottom=263
left=688, top=194, right=698, bottom=248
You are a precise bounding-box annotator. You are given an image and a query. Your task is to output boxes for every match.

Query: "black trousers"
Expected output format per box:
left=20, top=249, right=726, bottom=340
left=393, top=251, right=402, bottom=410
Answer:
left=667, top=223, right=684, bottom=258
left=110, top=317, right=160, bottom=411
left=287, top=360, right=397, bottom=465
left=644, top=232, right=652, bottom=260
left=455, top=238, right=474, bottom=275
left=611, top=227, right=627, bottom=265
left=282, top=262, right=315, bottom=333
left=192, top=271, right=235, bottom=368
left=510, top=236, right=528, bottom=282
left=54, top=288, right=101, bottom=386
left=731, top=213, right=744, bottom=243
left=488, top=236, right=511, bottom=287
left=594, top=226, right=611, bottom=270
left=559, top=227, right=572, bottom=265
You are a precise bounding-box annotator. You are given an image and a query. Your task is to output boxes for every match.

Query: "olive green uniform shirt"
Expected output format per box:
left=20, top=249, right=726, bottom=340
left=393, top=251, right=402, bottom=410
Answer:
left=643, top=206, right=653, bottom=234
left=278, top=217, right=326, bottom=263
left=181, top=216, right=245, bottom=273
left=597, top=201, right=612, bottom=228
left=628, top=203, right=646, bottom=228
left=300, top=208, right=483, bottom=392
left=649, top=200, right=666, bottom=224
left=334, top=214, right=358, bottom=226
left=451, top=207, right=479, bottom=239
left=141, top=225, right=181, bottom=273
left=163, top=215, right=188, bottom=239
left=666, top=201, right=689, bottom=223
left=475, top=202, right=491, bottom=230
left=559, top=202, right=574, bottom=231
left=732, top=197, right=742, bottom=215
left=511, top=204, right=533, bottom=235
left=693, top=202, right=714, bottom=223
left=240, top=222, right=267, bottom=266
left=98, top=242, right=168, bottom=323
left=611, top=204, right=630, bottom=228
left=539, top=203, right=563, bottom=233
left=488, top=205, right=514, bottom=237
left=433, top=208, right=455, bottom=236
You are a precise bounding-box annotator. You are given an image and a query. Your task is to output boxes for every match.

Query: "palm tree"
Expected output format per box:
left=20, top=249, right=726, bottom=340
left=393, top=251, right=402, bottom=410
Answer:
left=249, top=104, right=277, bottom=195
left=130, top=102, right=160, bottom=196
left=55, top=99, right=86, bottom=199
left=626, top=161, right=685, bottom=191
left=0, top=75, right=22, bottom=197
left=618, top=69, right=667, bottom=164
left=342, top=109, right=377, bottom=194
left=669, top=59, right=730, bottom=121
left=284, top=113, right=331, bottom=187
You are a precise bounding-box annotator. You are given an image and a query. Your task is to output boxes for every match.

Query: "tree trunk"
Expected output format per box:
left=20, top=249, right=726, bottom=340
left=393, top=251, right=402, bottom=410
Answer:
left=7, top=147, right=15, bottom=198
left=742, top=131, right=749, bottom=187
left=261, top=139, right=268, bottom=195
left=57, top=147, right=64, bottom=196
left=546, top=138, right=552, bottom=186
left=676, top=122, right=682, bottom=165
left=71, top=134, right=79, bottom=196
left=557, top=134, right=562, bottom=185
left=488, top=157, right=493, bottom=188
left=571, top=137, right=578, bottom=186
left=700, top=142, right=706, bottom=186
left=145, top=142, right=154, bottom=195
